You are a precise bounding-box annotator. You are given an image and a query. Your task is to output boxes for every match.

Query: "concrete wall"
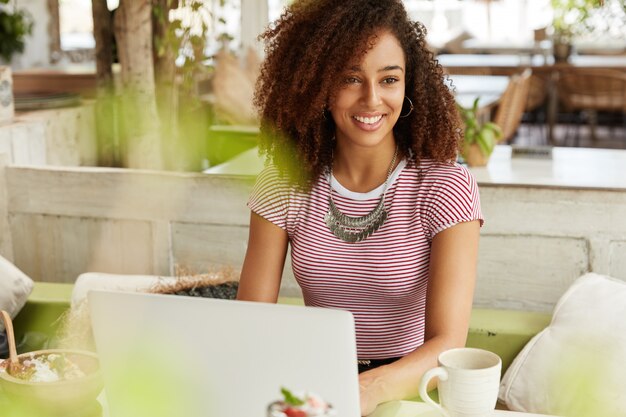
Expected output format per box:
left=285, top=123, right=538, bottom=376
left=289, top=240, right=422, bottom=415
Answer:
left=0, top=103, right=97, bottom=166
left=478, top=185, right=626, bottom=311
left=1, top=160, right=625, bottom=312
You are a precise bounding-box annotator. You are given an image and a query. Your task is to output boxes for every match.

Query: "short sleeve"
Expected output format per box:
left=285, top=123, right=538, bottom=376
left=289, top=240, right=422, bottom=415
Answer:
left=247, top=165, right=290, bottom=231
left=421, top=163, right=484, bottom=240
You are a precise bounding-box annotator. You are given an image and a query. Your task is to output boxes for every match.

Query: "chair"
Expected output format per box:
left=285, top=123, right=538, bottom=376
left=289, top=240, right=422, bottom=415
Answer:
left=493, top=68, right=532, bottom=143
left=522, top=74, right=549, bottom=143
left=525, top=74, right=549, bottom=113
left=558, top=68, right=626, bottom=145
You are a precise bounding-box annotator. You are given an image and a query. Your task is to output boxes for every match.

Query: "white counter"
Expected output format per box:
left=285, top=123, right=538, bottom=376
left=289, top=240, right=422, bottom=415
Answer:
left=206, top=145, right=626, bottom=191
left=474, top=146, right=626, bottom=190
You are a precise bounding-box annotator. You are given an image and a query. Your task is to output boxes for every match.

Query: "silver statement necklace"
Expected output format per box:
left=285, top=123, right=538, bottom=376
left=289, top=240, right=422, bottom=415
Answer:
left=325, top=146, right=399, bottom=243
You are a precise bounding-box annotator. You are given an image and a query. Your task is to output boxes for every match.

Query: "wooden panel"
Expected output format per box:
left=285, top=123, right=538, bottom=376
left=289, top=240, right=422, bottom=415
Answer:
left=10, top=214, right=154, bottom=283
left=609, top=240, right=626, bottom=280
left=0, top=129, right=12, bottom=158
left=480, top=185, right=626, bottom=236
left=171, top=222, right=249, bottom=273
left=0, top=154, right=13, bottom=260
left=17, top=104, right=97, bottom=166
left=170, top=222, right=299, bottom=295
left=475, top=235, right=589, bottom=311
left=152, top=221, right=173, bottom=276
left=6, top=167, right=253, bottom=225
left=7, top=121, right=47, bottom=165
left=4, top=165, right=626, bottom=310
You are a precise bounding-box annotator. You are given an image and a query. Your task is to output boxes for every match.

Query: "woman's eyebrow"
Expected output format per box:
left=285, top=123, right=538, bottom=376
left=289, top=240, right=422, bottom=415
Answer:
left=347, top=65, right=404, bottom=72
left=379, top=65, right=404, bottom=72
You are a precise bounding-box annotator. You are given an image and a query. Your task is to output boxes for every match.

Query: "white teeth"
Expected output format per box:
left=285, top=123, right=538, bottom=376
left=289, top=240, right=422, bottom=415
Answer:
left=353, top=115, right=383, bottom=124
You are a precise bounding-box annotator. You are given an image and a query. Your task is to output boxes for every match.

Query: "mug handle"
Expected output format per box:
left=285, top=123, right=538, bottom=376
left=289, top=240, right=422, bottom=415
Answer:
left=418, top=367, right=450, bottom=417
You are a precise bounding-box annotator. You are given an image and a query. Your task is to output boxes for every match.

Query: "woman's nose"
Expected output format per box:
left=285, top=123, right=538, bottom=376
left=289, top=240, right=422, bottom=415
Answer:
left=361, top=81, right=382, bottom=106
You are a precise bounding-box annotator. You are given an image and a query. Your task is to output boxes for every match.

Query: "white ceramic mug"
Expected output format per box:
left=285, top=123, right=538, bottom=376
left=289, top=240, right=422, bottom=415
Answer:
left=419, top=347, right=502, bottom=417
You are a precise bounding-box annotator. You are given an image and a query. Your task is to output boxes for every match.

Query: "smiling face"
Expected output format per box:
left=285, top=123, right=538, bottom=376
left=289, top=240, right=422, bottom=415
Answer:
left=329, top=30, right=406, bottom=151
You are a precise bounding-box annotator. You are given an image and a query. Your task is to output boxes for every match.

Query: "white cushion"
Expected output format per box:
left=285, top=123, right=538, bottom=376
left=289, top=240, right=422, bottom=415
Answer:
left=499, top=272, right=626, bottom=416
left=72, top=272, right=178, bottom=307
left=0, top=255, right=34, bottom=332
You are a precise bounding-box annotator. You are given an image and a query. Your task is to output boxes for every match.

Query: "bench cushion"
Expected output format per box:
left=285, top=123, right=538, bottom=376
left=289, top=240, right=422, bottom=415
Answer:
left=0, top=255, right=34, bottom=332
left=499, top=273, right=626, bottom=416
left=15, top=284, right=550, bottom=374
left=279, top=297, right=550, bottom=374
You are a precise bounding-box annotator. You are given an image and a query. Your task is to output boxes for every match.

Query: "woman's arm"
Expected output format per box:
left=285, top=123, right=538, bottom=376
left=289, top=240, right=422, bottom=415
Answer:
left=237, top=212, right=290, bottom=303
left=359, top=219, right=480, bottom=415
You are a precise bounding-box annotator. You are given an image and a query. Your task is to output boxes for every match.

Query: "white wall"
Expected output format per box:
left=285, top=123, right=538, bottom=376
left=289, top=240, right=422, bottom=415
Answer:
left=240, top=0, right=267, bottom=56
left=8, top=0, right=51, bottom=69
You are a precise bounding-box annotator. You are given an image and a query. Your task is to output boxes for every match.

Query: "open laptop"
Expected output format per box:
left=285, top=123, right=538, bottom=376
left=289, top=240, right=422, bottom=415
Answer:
left=88, top=290, right=361, bottom=417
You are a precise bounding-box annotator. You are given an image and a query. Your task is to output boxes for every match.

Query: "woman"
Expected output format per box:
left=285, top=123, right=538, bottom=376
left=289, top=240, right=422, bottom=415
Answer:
left=237, top=0, right=482, bottom=414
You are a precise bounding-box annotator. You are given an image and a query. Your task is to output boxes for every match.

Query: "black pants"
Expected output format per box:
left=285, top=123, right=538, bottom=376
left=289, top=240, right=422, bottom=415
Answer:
left=357, top=357, right=401, bottom=374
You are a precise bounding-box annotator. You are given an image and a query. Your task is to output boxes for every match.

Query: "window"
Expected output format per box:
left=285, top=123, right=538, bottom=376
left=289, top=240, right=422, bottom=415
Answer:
left=59, top=0, right=94, bottom=51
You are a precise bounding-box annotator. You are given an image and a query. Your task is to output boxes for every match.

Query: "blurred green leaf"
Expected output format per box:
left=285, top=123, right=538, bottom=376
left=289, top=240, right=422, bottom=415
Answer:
left=0, top=8, right=33, bottom=62
left=281, top=387, right=305, bottom=406
left=457, top=98, right=502, bottom=157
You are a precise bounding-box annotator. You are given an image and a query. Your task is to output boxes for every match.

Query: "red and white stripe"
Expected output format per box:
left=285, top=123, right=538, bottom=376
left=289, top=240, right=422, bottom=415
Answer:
left=248, top=159, right=483, bottom=359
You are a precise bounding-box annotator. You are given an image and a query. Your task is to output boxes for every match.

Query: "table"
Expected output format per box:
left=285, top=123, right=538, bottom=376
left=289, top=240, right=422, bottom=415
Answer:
left=437, top=53, right=626, bottom=75
left=0, top=393, right=101, bottom=417
left=455, top=93, right=501, bottom=111
left=449, top=74, right=509, bottom=124
left=437, top=54, right=548, bottom=75
left=438, top=53, right=626, bottom=145
left=448, top=74, right=509, bottom=111
left=462, top=39, right=552, bottom=57
left=203, top=146, right=264, bottom=175
left=370, top=401, right=554, bottom=417
left=472, top=145, right=626, bottom=190
left=207, top=145, right=626, bottom=192
left=449, top=75, right=510, bottom=95
left=460, top=39, right=626, bottom=59
left=558, top=55, right=626, bottom=69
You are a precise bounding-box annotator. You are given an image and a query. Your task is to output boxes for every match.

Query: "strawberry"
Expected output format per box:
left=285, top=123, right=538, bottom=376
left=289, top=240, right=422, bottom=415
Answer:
left=283, top=407, right=308, bottom=417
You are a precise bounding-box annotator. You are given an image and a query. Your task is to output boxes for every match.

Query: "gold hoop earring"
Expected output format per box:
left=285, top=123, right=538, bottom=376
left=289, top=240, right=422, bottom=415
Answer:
left=399, top=96, right=414, bottom=118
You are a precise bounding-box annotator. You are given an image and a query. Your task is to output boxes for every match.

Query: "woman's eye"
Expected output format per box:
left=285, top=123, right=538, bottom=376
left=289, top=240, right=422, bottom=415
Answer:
left=382, top=77, right=399, bottom=84
left=345, top=76, right=360, bottom=84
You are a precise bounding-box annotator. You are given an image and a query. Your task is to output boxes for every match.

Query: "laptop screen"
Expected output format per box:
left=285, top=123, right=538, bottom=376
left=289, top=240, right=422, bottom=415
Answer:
left=89, top=290, right=361, bottom=417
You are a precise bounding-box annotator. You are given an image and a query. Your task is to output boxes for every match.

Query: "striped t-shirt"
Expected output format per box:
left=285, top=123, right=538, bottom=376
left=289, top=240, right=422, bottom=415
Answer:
left=247, top=158, right=483, bottom=359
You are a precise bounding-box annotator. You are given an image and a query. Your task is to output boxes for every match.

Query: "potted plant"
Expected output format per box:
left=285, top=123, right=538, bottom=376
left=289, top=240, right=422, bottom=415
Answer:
left=458, top=98, right=502, bottom=167
left=0, top=0, right=31, bottom=64
left=0, top=0, right=32, bottom=124
left=550, top=0, right=604, bottom=62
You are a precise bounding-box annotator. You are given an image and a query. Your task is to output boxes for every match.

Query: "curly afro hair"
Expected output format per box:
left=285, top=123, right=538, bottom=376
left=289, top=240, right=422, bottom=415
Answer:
left=254, top=0, right=461, bottom=188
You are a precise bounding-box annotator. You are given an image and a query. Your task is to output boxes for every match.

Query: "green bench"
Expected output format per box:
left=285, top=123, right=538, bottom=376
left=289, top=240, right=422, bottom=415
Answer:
left=11, top=282, right=75, bottom=353
left=13, top=282, right=551, bottom=375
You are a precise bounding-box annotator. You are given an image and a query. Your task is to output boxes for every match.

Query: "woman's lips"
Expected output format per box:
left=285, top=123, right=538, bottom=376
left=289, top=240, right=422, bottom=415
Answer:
left=351, top=114, right=385, bottom=131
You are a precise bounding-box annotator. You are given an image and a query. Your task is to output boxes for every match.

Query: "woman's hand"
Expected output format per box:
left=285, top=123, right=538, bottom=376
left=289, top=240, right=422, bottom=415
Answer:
left=358, top=368, right=389, bottom=416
